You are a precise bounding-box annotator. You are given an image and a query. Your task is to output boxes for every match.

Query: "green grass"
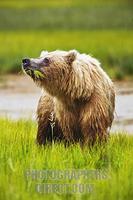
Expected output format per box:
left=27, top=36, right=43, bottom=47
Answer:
left=0, top=30, right=133, bottom=79
left=0, top=0, right=133, bottom=79
left=0, top=5, right=133, bottom=31
left=0, top=0, right=131, bottom=8
left=0, top=118, right=133, bottom=199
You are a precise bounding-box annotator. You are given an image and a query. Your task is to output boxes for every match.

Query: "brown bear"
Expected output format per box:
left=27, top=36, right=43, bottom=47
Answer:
left=22, top=50, right=115, bottom=145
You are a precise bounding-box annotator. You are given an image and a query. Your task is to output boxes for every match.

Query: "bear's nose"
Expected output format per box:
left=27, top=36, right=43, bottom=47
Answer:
left=22, top=58, right=30, bottom=68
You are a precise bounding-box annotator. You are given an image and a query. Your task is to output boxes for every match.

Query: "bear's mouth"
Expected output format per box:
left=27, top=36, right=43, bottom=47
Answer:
left=23, top=67, right=44, bottom=80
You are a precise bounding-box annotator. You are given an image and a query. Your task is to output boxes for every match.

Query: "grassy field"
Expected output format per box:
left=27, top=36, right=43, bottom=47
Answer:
left=0, top=0, right=131, bottom=8
left=0, top=0, right=133, bottom=79
left=0, top=118, right=133, bottom=200
left=0, top=30, right=133, bottom=79
left=0, top=5, right=132, bottom=30
left=0, top=1, right=133, bottom=199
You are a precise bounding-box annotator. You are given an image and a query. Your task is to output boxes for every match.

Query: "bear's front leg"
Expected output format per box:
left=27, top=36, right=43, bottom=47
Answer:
left=36, top=94, right=64, bottom=145
left=37, top=114, right=52, bottom=145
left=36, top=94, right=54, bottom=145
left=37, top=115, right=64, bottom=145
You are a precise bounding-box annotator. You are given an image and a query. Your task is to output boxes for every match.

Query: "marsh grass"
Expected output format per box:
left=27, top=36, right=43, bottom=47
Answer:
left=0, top=0, right=130, bottom=8
left=0, top=118, right=133, bottom=199
left=0, top=30, right=133, bottom=79
left=0, top=6, right=132, bottom=31
left=0, top=0, right=133, bottom=78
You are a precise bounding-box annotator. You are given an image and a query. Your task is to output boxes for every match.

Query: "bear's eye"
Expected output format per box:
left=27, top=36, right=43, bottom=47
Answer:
left=43, top=57, right=50, bottom=66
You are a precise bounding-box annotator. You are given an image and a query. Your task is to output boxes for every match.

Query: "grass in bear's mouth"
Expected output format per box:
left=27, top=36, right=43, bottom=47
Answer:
left=0, top=118, right=133, bottom=199
left=25, top=69, right=44, bottom=79
left=34, top=70, right=44, bottom=78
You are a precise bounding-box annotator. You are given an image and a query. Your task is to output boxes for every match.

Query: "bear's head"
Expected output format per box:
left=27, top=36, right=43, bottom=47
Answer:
left=22, top=50, right=77, bottom=97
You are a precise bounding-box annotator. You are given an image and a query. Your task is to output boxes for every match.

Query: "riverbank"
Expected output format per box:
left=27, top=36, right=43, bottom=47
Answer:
left=0, top=75, right=133, bottom=133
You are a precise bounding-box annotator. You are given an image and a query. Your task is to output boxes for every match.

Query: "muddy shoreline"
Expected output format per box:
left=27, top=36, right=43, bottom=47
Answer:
left=0, top=75, right=133, bottom=133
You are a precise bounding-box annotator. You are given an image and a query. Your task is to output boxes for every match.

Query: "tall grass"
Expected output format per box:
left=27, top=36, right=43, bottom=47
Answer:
left=0, top=118, right=133, bottom=199
left=0, top=5, right=132, bottom=31
left=0, top=0, right=131, bottom=8
left=0, top=0, right=132, bottom=78
left=0, top=30, right=133, bottom=79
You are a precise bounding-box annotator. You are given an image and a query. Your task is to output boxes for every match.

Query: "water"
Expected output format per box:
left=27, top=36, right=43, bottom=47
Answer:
left=0, top=75, right=133, bottom=133
left=112, top=94, right=133, bottom=134
left=0, top=92, right=39, bottom=119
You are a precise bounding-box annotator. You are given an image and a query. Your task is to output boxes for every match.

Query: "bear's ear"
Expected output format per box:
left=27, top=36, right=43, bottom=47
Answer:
left=65, top=50, right=77, bottom=64
left=40, top=50, right=48, bottom=58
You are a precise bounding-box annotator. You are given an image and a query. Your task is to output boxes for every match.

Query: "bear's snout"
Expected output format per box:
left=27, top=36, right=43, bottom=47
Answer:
left=22, top=58, right=30, bottom=69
